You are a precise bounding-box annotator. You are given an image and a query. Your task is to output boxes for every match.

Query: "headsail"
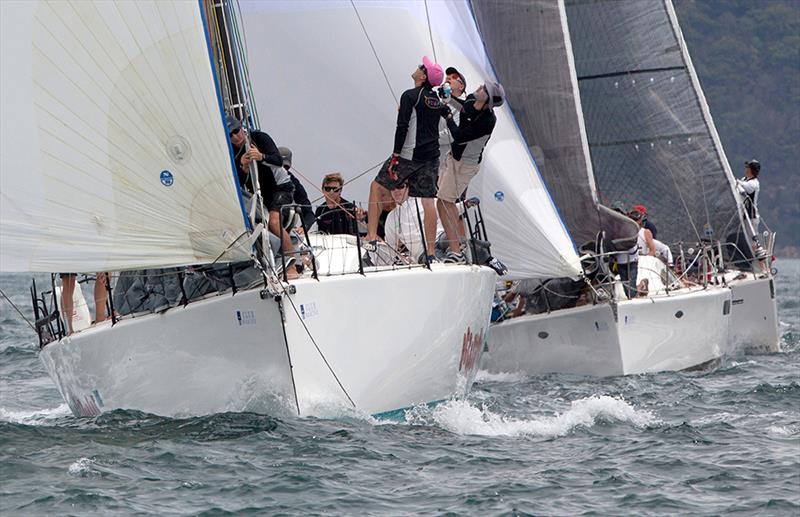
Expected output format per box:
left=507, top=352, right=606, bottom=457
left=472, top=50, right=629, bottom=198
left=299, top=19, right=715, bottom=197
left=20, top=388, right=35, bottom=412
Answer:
left=0, top=0, right=250, bottom=273
left=470, top=0, right=639, bottom=250
left=565, top=0, right=742, bottom=244
left=239, top=0, right=581, bottom=279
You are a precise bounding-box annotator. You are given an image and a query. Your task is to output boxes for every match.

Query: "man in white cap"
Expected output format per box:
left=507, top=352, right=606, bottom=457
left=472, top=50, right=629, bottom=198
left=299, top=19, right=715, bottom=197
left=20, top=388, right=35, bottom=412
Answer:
left=437, top=81, right=504, bottom=263
left=365, top=56, right=445, bottom=264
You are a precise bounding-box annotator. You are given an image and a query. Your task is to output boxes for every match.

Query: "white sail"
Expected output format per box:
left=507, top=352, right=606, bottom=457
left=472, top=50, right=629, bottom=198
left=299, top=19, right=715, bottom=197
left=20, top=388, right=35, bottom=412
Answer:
left=239, top=0, right=581, bottom=279
left=0, top=0, right=250, bottom=273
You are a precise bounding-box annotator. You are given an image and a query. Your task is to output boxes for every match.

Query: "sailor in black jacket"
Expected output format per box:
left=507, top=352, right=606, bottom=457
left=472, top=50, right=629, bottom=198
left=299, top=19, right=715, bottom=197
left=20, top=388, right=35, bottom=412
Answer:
left=366, top=56, right=445, bottom=263
left=437, top=82, right=504, bottom=263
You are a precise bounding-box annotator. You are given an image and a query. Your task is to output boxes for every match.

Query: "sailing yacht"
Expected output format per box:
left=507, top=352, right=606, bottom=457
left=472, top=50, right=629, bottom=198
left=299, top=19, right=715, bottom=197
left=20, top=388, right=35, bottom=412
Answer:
left=470, top=0, right=734, bottom=376
left=562, top=0, right=780, bottom=355
left=0, top=0, right=503, bottom=418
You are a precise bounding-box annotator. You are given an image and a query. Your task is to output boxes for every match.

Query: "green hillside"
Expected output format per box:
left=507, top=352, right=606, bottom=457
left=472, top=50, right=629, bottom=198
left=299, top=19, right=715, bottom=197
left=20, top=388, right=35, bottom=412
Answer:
left=674, top=0, right=799, bottom=254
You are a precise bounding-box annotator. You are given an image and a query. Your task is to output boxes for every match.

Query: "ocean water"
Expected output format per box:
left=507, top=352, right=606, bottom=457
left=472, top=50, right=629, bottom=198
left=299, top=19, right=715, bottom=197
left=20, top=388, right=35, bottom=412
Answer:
left=1, top=261, right=798, bottom=516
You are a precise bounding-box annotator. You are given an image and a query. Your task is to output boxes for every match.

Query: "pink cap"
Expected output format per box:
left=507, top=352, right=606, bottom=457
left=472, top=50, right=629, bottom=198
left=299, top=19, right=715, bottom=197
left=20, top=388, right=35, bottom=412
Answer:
left=422, top=55, right=444, bottom=86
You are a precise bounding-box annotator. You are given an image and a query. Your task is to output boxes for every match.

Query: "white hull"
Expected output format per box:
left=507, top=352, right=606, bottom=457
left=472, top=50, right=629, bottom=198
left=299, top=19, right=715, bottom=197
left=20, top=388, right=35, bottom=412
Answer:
left=726, top=276, right=780, bottom=354
left=484, top=286, right=732, bottom=377
left=40, top=265, right=495, bottom=418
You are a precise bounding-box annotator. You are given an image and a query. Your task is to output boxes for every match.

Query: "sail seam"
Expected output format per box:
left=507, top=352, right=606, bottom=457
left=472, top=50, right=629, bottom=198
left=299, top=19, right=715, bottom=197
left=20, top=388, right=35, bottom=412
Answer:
left=588, top=131, right=706, bottom=148
left=577, top=66, right=684, bottom=81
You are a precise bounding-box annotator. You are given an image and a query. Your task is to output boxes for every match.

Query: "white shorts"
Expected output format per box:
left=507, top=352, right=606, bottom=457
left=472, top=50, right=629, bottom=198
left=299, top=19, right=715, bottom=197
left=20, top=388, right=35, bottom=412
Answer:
left=437, top=153, right=480, bottom=203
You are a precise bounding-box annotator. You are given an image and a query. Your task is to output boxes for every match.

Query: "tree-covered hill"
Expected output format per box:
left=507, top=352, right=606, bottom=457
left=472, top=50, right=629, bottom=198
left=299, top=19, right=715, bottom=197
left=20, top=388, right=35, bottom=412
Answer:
left=674, top=0, right=799, bottom=255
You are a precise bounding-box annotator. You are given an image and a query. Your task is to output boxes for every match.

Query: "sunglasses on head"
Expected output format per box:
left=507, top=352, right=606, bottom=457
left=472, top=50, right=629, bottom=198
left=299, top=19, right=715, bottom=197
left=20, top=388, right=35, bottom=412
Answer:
left=323, top=185, right=342, bottom=192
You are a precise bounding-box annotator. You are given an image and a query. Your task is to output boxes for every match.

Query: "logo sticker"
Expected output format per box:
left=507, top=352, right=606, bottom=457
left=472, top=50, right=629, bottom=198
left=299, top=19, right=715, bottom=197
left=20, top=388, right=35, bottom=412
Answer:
left=494, top=191, right=504, bottom=202
left=459, top=327, right=484, bottom=372
left=160, top=170, right=174, bottom=187
left=236, top=310, right=256, bottom=326
left=424, top=96, right=443, bottom=109
left=299, top=302, right=318, bottom=320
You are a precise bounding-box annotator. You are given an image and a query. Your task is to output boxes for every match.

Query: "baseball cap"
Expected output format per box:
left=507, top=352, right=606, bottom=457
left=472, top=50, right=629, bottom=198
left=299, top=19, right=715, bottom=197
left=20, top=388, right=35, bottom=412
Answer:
left=422, top=55, right=444, bottom=86
left=226, top=114, right=242, bottom=134
left=627, top=210, right=643, bottom=221
left=632, top=204, right=647, bottom=216
left=445, top=66, right=466, bottom=88
left=745, top=159, right=761, bottom=173
left=486, top=81, right=505, bottom=108
left=278, top=146, right=292, bottom=167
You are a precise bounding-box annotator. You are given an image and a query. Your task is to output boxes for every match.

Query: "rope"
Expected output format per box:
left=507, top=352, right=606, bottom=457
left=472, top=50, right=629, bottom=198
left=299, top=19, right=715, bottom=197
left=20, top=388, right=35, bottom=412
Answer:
left=0, top=287, right=37, bottom=333
left=423, top=0, right=438, bottom=63
left=350, top=0, right=399, bottom=106
left=280, top=289, right=356, bottom=408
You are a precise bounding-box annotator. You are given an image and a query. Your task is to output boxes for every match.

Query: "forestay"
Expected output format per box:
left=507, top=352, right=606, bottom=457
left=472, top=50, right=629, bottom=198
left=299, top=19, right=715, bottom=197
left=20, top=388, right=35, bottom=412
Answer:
left=565, top=0, right=742, bottom=244
left=1, top=0, right=250, bottom=273
left=239, top=0, right=581, bottom=279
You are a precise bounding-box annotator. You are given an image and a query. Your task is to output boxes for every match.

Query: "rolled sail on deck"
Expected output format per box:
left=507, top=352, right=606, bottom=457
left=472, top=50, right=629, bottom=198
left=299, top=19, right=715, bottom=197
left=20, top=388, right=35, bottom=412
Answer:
left=0, top=0, right=250, bottom=272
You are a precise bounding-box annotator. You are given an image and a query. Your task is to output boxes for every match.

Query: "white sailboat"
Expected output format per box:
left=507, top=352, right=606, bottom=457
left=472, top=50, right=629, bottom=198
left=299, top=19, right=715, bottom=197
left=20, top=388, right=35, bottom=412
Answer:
left=660, top=0, right=780, bottom=355
left=470, top=0, right=734, bottom=376
left=563, top=0, right=779, bottom=355
left=0, top=0, right=505, bottom=418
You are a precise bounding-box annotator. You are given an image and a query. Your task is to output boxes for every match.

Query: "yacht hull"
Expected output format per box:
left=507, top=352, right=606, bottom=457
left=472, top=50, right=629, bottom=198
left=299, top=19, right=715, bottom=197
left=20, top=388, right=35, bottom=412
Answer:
left=483, top=286, right=732, bottom=377
left=40, top=265, right=495, bottom=418
left=727, top=276, right=780, bottom=354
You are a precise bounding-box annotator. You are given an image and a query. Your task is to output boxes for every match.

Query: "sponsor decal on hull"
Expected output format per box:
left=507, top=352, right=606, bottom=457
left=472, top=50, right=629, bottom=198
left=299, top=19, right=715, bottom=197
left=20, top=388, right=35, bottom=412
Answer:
left=459, top=327, right=484, bottom=373
left=68, top=390, right=103, bottom=417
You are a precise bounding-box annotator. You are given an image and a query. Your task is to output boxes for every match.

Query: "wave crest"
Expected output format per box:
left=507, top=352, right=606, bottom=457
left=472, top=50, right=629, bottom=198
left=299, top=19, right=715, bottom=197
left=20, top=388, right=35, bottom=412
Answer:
left=406, top=395, right=658, bottom=437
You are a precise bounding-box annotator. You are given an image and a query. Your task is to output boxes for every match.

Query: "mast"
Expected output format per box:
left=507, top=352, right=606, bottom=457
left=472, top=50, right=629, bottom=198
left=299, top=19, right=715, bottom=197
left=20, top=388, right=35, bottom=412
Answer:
left=202, top=0, right=274, bottom=273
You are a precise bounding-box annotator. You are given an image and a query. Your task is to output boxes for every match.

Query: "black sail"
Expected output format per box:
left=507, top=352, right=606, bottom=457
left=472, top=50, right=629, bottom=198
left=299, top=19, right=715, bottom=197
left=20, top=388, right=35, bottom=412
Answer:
left=565, top=0, right=742, bottom=245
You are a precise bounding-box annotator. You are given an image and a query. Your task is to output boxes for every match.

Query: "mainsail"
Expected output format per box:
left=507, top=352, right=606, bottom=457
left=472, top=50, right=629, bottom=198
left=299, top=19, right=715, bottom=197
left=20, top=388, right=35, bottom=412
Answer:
left=564, top=0, right=742, bottom=244
left=238, top=0, right=581, bottom=279
left=1, top=0, right=250, bottom=273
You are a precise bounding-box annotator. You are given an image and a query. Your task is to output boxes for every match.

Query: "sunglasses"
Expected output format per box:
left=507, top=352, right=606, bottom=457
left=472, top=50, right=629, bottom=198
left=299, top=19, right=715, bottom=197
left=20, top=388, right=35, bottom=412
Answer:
left=418, top=64, right=427, bottom=74
left=323, top=186, right=342, bottom=193
left=229, top=127, right=242, bottom=136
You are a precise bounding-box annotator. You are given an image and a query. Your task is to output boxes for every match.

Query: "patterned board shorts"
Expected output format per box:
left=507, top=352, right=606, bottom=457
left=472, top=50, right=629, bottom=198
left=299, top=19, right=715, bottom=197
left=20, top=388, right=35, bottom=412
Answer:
left=375, top=156, right=439, bottom=198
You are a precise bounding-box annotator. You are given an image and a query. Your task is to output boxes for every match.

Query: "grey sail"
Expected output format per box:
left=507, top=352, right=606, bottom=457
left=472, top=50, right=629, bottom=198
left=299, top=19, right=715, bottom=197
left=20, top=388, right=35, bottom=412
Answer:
left=565, top=0, right=742, bottom=245
left=469, top=0, right=638, bottom=250
left=469, top=0, right=597, bottom=247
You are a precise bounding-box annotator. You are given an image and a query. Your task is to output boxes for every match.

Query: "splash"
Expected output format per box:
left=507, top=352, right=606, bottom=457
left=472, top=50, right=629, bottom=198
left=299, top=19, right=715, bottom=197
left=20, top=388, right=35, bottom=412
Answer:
left=474, top=369, right=528, bottom=383
left=767, top=424, right=799, bottom=437
left=68, top=457, right=98, bottom=477
left=0, top=403, right=70, bottom=425
left=407, top=396, right=658, bottom=438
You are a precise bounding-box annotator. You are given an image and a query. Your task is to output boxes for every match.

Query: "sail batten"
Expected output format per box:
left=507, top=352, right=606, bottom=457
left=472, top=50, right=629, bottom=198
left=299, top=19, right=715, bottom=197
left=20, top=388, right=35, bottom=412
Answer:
left=1, top=0, right=249, bottom=273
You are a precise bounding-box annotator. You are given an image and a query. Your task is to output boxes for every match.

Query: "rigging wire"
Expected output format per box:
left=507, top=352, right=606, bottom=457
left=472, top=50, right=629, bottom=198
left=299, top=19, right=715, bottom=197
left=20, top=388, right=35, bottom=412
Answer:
left=0, top=288, right=37, bottom=333
left=349, top=0, right=399, bottom=106
left=423, top=0, right=438, bottom=63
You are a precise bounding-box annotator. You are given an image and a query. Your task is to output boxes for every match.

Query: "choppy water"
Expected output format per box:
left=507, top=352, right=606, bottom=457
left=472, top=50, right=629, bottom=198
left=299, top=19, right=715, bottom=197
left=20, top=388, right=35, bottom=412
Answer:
left=2, top=262, right=799, bottom=516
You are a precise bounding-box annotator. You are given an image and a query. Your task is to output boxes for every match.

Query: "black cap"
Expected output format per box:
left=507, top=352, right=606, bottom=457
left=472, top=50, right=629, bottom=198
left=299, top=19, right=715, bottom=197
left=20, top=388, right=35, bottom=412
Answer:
left=445, top=66, right=466, bottom=89
left=745, top=159, right=761, bottom=173
left=226, top=114, right=242, bottom=133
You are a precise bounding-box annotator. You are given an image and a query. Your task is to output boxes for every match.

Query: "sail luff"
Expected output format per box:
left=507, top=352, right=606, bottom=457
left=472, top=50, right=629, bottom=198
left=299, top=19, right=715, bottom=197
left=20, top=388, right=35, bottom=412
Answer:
left=558, top=0, right=598, bottom=208
left=0, top=0, right=250, bottom=273
left=663, top=0, right=746, bottom=236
